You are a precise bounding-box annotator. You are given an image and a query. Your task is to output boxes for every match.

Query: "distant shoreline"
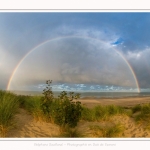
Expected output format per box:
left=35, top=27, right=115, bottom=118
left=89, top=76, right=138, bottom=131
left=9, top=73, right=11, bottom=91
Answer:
left=7, top=90, right=150, bottom=108
left=9, top=90, right=150, bottom=98
left=80, top=95, right=150, bottom=99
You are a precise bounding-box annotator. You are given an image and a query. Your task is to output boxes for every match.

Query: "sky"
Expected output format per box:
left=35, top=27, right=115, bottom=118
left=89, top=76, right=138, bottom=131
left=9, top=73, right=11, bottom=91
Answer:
left=0, top=12, right=150, bottom=92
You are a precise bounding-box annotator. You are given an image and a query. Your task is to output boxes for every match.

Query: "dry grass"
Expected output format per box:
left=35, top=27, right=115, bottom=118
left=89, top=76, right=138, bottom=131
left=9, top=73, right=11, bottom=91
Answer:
left=88, top=123, right=125, bottom=137
left=58, top=125, right=84, bottom=137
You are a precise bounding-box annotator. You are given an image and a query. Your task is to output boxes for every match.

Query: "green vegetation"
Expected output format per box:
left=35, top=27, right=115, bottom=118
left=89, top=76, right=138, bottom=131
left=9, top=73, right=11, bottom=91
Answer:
left=16, top=80, right=82, bottom=127
left=24, top=96, right=45, bottom=122
left=1, top=81, right=150, bottom=137
left=0, top=90, right=19, bottom=137
left=132, top=103, right=150, bottom=129
left=131, top=104, right=142, bottom=114
left=81, top=104, right=125, bottom=121
left=40, top=80, right=82, bottom=127
left=17, top=95, right=31, bottom=108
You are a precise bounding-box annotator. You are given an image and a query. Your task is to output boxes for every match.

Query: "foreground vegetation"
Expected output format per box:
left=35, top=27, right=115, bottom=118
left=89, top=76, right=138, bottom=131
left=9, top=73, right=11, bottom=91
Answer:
left=131, top=103, right=150, bottom=130
left=23, top=80, right=82, bottom=127
left=1, top=80, right=150, bottom=137
left=89, top=123, right=124, bottom=137
left=0, top=90, right=19, bottom=137
left=81, top=104, right=126, bottom=122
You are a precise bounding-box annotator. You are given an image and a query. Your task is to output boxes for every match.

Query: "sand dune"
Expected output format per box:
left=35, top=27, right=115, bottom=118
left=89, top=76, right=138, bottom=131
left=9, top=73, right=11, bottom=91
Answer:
left=6, top=97, right=150, bottom=138
left=7, top=108, right=60, bottom=138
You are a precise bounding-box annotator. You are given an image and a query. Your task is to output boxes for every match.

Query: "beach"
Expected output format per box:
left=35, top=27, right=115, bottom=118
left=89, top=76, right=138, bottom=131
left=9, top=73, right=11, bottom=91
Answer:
left=78, top=96, right=150, bottom=108
left=6, top=96, right=150, bottom=138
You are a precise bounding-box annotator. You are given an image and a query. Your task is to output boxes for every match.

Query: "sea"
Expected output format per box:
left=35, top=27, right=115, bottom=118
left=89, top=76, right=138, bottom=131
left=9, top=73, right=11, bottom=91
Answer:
left=11, top=90, right=150, bottom=98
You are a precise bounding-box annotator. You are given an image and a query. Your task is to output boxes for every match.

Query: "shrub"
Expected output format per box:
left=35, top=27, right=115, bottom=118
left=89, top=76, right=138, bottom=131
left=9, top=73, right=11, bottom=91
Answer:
left=54, top=91, right=82, bottom=127
left=41, top=80, right=54, bottom=115
left=41, top=80, right=82, bottom=127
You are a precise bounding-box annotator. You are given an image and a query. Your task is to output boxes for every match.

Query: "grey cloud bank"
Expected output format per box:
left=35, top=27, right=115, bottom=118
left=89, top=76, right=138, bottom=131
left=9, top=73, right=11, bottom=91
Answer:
left=9, top=37, right=139, bottom=91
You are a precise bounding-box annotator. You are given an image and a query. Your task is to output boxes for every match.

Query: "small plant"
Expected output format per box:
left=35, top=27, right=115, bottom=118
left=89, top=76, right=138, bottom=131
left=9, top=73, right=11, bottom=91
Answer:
left=41, top=80, right=54, bottom=116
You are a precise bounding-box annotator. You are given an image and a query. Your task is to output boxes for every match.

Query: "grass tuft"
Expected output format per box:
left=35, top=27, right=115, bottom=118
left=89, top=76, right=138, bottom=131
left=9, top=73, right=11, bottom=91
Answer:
left=132, top=104, right=142, bottom=114
left=0, top=90, right=19, bottom=137
left=133, top=103, right=150, bottom=130
left=58, top=125, right=84, bottom=137
left=89, top=123, right=124, bottom=137
left=81, top=104, right=125, bottom=121
left=24, top=96, right=46, bottom=122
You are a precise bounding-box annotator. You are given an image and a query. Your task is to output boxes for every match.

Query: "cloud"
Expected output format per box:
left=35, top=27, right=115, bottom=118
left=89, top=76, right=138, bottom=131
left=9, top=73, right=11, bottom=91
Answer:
left=0, top=13, right=121, bottom=90
left=111, top=38, right=124, bottom=46
left=1, top=13, right=150, bottom=91
left=8, top=37, right=139, bottom=91
left=125, top=48, right=150, bottom=88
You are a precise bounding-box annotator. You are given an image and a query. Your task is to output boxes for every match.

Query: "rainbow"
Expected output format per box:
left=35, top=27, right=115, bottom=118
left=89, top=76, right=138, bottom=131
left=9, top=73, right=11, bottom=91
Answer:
left=7, top=36, right=141, bottom=93
left=114, top=51, right=140, bottom=93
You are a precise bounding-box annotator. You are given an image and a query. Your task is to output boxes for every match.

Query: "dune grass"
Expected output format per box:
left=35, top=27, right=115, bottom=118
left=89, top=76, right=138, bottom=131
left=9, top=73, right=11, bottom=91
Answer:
left=58, top=125, right=84, bottom=137
left=81, top=104, right=126, bottom=121
left=2, top=81, right=150, bottom=138
left=0, top=90, right=19, bottom=137
left=17, top=95, right=31, bottom=108
left=133, top=103, right=150, bottom=129
left=131, top=104, right=142, bottom=114
left=23, top=95, right=46, bottom=122
left=89, top=123, right=124, bottom=137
